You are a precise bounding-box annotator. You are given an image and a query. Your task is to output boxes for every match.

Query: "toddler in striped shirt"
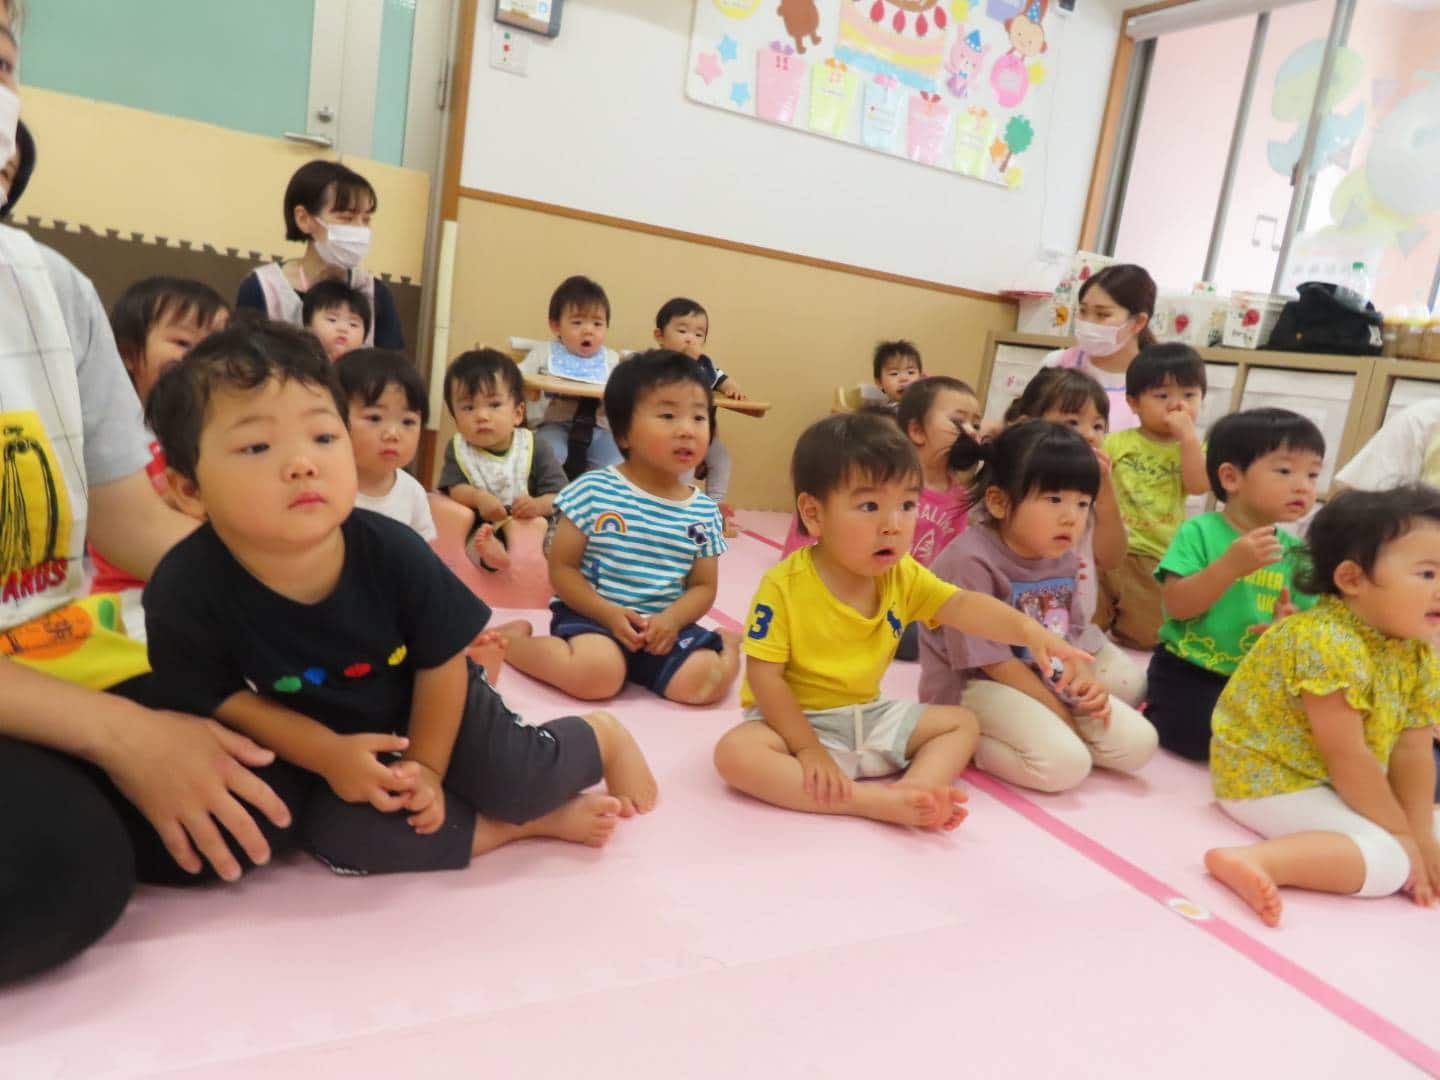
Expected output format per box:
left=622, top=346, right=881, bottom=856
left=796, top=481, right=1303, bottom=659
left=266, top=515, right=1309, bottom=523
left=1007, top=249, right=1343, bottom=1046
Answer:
left=497, top=350, right=742, bottom=704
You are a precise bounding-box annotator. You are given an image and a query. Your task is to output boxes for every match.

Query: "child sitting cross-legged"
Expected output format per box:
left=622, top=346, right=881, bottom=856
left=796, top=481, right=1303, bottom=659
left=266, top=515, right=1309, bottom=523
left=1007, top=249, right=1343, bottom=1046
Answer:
left=497, top=350, right=742, bottom=705
left=918, top=421, right=1158, bottom=793
left=142, top=322, right=658, bottom=875
left=1204, top=486, right=1440, bottom=926
left=713, top=412, right=1091, bottom=829
left=437, top=348, right=568, bottom=571
left=334, top=348, right=436, bottom=542
left=302, top=278, right=371, bottom=363
left=1147, top=408, right=1325, bottom=761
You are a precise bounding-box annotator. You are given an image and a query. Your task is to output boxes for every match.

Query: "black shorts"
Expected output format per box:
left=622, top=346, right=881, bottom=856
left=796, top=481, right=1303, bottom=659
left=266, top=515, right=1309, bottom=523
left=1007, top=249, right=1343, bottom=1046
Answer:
left=303, top=661, right=603, bottom=875
left=549, top=600, right=722, bottom=696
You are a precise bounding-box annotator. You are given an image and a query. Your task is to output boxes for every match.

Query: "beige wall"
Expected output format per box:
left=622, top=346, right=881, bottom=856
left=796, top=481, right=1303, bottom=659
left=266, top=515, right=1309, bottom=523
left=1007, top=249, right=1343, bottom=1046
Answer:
left=444, top=196, right=1017, bottom=511
left=17, top=87, right=431, bottom=283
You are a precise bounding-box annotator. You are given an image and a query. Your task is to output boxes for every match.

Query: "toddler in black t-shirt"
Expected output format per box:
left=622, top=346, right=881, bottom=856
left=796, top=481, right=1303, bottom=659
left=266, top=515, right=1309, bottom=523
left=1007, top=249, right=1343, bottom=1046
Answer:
left=142, top=322, right=658, bottom=874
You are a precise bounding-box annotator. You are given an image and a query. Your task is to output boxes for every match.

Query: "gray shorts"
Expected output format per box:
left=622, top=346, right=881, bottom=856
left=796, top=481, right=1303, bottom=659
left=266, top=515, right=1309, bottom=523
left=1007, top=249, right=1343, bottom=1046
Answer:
left=746, top=697, right=924, bottom=779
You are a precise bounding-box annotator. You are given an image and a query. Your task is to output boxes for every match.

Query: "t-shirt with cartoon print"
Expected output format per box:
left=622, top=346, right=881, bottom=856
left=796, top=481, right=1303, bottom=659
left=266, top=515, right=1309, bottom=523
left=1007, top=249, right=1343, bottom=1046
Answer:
left=143, top=510, right=488, bottom=735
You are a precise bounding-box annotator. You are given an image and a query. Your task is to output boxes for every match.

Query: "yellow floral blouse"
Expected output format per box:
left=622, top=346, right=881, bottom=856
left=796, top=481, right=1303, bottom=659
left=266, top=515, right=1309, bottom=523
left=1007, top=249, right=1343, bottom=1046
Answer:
left=1211, top=595, right=1440, bottom=800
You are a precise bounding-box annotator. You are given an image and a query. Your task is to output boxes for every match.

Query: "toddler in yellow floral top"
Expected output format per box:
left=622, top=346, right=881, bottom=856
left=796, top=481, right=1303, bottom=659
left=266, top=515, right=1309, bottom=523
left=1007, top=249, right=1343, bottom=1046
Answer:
left=1205, top=486, right=1440, bottom=927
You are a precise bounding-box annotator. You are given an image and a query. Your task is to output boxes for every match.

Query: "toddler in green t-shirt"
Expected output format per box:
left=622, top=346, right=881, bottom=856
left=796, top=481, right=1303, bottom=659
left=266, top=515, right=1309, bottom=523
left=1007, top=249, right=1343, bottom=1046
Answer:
left=1146, top=409, right=1326, bottom=760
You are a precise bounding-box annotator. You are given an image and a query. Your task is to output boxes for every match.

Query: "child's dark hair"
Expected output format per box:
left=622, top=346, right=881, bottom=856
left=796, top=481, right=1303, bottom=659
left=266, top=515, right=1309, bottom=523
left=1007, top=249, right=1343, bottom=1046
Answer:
left=896, top=375, right=976, bottom=435
left=110, top=276, right=230, bottom=369
left=655, top=296, right=707, bottom=330
left=873, top=340, right=923, bottom=380
left=335, top=348, right=428, bottom=424
left=146, top=322, right=346, bottom=483
left=1079, top=264, right=1158, bottom=350
left=443, top=348, right=525, bottom=414
left=283, top=159, right=377, bottom=243
left=951, top=420, right=1100, bottom=514
left=301, top=279, right=373, bottom=338
left=1, top=119, right=36, bottom=219
left=1205, top=408, right=1325, bottom=501
left=1297, top=485, right=1440, bottom=597
left=791, top=412, right=921, bottom=534
left=604, top=349, right=711, bottom=456
left=548, top=275, right=611, bottom=323
left=1125, top=343, right=1207, bottom=398
left=1004, top=367, right=1109, bottom=425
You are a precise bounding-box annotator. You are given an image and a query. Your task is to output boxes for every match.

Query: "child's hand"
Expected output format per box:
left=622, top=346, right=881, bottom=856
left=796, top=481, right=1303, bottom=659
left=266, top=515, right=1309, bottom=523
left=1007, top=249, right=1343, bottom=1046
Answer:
left=393, top=760, right=446, bottom=835
left=323, top=733, right=414, bottom=811
left=603, top=605, right=648, bottom=651
left=1225, top=525, right=1284, bottom=578
left=642, top=609, right=682, bottom=655
left=1418, top=835, right=1440, bottom=904
left=474, top=491, right=508, bottom=522
left=1245, top=587, right=1299, bottom=639
left=1093, top=447, right=1113, bottom=481
left=1069, top=674, right=1112, bottom=727
left=510, top=494, right=541, bottom=519
left=1022, top=626, right=1091, bottom=695
left=796, top=745, right=851, bottom=806
left=1163, top=407, right=1198, bottom=440
left=1398, top=834, right=1437, bottom=907
left=723, top=381, right=748, bottom=401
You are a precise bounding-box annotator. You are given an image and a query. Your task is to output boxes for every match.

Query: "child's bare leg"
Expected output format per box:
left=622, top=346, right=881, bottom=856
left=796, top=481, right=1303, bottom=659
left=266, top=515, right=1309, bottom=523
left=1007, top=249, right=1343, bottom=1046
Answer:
left=713, top=720, right=950, bottom=828
left=471, top=793, right=622, bottom=855
left=466, top=523, right=511, bottom=571
left=494, top=623, right=627, bottom=700
left=581, top=709, right=658, bottom=817
left=895, top=705, right=979, bottom=831
left=468, top=629, right=508, bottom=688
left=663, top=630, right=741, bottom=706
left=1205, top=832, right=1367, bottom=927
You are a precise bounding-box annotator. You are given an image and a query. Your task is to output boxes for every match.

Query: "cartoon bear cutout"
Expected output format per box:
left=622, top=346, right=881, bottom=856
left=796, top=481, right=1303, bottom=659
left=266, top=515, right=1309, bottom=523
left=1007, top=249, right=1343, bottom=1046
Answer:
left=778, top=0, right=822, bottom=54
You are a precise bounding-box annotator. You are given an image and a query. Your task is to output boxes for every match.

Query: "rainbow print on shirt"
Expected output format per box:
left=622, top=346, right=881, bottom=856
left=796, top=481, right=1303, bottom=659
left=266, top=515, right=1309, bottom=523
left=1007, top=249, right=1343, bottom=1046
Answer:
left=595, top=511, right=628, bottom=534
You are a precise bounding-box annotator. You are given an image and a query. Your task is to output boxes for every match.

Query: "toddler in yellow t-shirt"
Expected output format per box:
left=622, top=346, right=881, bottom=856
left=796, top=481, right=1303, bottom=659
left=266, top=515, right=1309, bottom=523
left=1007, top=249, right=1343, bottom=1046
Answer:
left=1205, top=486, right=1440, bottom=928
left=1098, top=344, right=1210, bottom=649
left=712, top=412, right=1090, bottom=831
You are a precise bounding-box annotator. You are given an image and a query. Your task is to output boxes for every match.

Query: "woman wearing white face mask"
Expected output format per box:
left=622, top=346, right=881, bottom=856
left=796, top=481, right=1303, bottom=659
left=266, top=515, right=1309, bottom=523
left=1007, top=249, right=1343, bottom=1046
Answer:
left=235, top=159, right=404, bottom=349
left=1041, top=264, right=1158, bottom=434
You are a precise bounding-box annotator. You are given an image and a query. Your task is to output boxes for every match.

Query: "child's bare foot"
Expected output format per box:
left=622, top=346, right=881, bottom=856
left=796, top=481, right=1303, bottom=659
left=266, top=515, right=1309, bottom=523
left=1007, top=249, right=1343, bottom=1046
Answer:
left=1206, top=846, right=1283, bottom=927
left=591, top=712, right=658, bottom=817
left=540, top=793, right=623, bottom=847
left=862, top=782, right=943, bottom=828
left=495, top=619, right=534, bottom=646
left=465, top=524, right=511, bottom=571
left=891, top=782, right=968, bottom=830
left=469, top=629, right=509, bottom=686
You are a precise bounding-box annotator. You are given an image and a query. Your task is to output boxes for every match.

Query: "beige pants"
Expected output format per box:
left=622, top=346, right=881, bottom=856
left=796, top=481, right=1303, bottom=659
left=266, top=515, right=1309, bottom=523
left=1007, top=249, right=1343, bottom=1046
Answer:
left=1094, top=552, right=1164, bottom=650
left=1092, top=637, right=1147, bottom=708
left=963, top=679, right=1158, bottom=793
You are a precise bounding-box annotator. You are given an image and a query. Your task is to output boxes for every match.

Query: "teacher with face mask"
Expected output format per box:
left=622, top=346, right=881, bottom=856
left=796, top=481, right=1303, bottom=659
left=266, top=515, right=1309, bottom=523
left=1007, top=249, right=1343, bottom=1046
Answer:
left=1042, top=263, right=1158, bottom=433
left=235, top=159, right=404, bottom=350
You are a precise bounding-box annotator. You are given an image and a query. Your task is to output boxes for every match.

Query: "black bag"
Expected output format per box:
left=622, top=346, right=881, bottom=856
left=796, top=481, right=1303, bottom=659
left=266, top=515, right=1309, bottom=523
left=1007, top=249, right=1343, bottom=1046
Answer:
left=1264, top=281, right=1383, bottom=355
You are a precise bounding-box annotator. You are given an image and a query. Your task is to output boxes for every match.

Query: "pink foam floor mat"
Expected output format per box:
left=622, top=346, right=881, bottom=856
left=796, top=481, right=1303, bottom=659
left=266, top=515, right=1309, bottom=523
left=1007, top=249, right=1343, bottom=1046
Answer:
left=3, top=511, right=1435, bottom=1078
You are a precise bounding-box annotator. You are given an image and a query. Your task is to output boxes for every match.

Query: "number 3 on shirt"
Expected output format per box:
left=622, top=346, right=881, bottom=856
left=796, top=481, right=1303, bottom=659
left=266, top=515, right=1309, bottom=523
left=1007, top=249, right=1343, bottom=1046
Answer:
left=748, top=603, right=774, bottom=640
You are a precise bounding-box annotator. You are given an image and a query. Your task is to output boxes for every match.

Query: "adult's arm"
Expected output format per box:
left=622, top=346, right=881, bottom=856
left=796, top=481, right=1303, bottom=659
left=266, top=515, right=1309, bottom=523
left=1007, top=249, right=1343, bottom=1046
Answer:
left=88, top=470, right=197, bottom=579
left=372, top=278, right=405, bottom=350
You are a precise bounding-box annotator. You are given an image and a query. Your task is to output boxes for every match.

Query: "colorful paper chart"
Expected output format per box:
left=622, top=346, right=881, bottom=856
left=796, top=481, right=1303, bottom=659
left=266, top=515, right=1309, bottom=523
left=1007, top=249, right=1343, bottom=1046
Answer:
left=684, top=0, right=1058, bottom=190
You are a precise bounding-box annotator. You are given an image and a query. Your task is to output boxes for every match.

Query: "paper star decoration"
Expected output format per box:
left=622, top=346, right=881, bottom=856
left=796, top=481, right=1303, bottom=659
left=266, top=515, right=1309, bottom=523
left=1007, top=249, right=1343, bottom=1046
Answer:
left=696, top=52, right=723, bottom=85
left=730, top=81, right=752, bottom=108
left=718, top=34, right=739, bottom=62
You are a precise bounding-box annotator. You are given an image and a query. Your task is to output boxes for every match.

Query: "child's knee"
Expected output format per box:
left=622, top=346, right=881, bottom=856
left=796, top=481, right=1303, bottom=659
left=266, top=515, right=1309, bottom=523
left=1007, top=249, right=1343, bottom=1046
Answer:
left=1029, top=739, right=1093, bottom=792
left=1355, top=832, right=1412, bottom=897
left=580, top=709, right=621, bottom=750
left=569, top=650, right=627, bottom=699
left=712, top=722, right=767, bottom=781
left=665, top=650, right=732, bottom=706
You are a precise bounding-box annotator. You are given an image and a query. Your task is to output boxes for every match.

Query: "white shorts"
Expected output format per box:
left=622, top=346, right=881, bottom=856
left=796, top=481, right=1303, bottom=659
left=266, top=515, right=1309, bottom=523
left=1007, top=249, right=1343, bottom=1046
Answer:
left=747, top=697, right=923, bottom=779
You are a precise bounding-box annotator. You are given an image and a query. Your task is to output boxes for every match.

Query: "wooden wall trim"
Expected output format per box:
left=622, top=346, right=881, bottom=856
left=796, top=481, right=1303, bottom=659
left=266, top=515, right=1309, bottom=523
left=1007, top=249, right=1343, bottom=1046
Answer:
left=1079, top=0, right=1199, bottom=251
left=441, top=0, right=478, bottom=223
left=457, top=186, right=1014, bottom=304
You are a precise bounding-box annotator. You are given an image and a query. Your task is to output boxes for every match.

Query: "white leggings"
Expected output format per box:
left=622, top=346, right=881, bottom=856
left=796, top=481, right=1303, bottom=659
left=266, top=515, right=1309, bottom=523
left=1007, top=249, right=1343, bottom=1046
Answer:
left=962, top=680, right=1158, bottom=793
left=1091, top=638, right=1146, bottom=708
left=1219, top=786, right=1440, bottom=897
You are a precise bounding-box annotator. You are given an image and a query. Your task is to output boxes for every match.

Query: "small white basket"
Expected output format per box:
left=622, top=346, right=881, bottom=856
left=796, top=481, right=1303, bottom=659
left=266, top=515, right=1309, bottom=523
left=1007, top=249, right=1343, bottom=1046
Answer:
left=1222, top=292, right=1288, bottom=349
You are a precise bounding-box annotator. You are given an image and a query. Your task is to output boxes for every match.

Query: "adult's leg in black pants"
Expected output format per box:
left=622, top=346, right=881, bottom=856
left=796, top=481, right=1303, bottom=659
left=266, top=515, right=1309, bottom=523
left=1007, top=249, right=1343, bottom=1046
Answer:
left=0, top=737, right=136, bottom=986
left=1144, top=647, right=1230, bottom=762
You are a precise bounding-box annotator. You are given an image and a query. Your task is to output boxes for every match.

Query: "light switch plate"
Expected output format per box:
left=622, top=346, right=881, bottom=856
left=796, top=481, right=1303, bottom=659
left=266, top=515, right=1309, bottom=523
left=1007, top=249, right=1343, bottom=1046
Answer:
left=490, top=24, right=528, bottom=75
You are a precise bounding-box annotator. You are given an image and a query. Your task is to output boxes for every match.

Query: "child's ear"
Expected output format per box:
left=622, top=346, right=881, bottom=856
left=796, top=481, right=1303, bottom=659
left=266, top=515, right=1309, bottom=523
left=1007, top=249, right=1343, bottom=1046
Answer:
left=1216, top=462, right=1242, bottom=496
left=653, top=328, right=664, bottom=345
left=511, top=401, right=526, bottom=426
left=906, top=419, right=926, bottom=446
left=548, top=318, right=562, bottom=337
left=1332, top=559, right=1366, bottom=597
left=797, top=492, right=823, bottom=538
left=983, top=486, right=1010, bottom=521
left=164, top=468, right=207, bottom=520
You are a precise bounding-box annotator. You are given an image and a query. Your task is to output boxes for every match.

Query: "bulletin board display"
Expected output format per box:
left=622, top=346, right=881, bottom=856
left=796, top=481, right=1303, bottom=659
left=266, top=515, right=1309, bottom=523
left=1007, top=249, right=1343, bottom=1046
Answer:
left=687, top=0, right=1062, bottom=190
